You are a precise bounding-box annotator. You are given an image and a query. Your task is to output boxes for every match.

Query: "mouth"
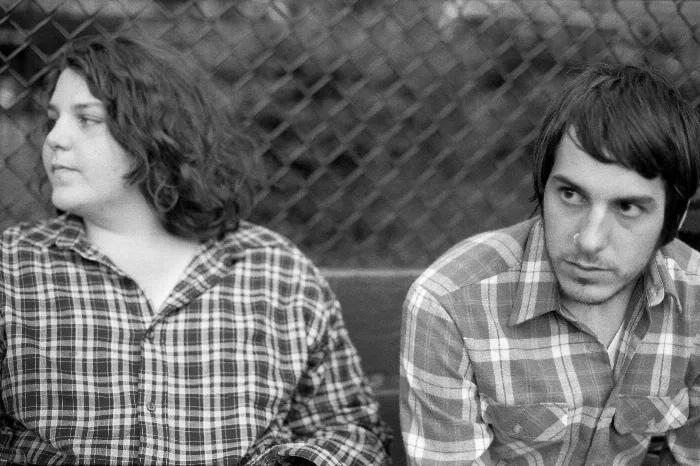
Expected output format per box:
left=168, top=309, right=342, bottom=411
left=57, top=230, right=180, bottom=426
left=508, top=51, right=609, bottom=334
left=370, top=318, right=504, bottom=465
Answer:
left=564, top=260, right=610, bottom=274
left=51, top=164, right=77, bottom=173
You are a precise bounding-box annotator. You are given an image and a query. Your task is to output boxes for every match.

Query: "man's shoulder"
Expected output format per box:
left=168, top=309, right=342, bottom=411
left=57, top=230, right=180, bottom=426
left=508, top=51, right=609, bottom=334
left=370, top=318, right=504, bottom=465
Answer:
left=659, top=237, right=700, bottom=279
left=414, top=217, right=537, bottom=297
left=655, top=238, right=700, bottom=320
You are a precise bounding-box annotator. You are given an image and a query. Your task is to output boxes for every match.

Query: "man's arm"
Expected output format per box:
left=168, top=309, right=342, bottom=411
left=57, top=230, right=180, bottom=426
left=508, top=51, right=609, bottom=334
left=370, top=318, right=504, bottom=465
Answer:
left=248, top=270, right=392, bottom=466
left=400, top=281, right=494, bottom=466
left=665, top=371, right=700, bottom=465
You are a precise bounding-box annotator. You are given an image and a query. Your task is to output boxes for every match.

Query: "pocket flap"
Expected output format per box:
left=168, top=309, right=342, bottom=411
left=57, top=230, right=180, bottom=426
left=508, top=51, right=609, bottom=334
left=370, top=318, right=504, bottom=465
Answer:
left=481, top=396, right=570, bottom=442
left=614, top=389, right=689, bottom=434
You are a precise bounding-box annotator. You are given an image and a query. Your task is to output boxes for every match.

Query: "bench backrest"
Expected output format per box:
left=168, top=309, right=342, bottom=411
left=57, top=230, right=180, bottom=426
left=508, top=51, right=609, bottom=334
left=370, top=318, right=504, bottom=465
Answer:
left=325, top=269, right=421, bottom=466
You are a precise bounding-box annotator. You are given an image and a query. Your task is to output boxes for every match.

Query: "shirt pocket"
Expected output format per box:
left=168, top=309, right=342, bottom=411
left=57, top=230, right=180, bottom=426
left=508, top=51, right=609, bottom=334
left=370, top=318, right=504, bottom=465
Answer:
left=613, top=388, right=689, bottom=435
left=480, top=395, right=571, bottom=443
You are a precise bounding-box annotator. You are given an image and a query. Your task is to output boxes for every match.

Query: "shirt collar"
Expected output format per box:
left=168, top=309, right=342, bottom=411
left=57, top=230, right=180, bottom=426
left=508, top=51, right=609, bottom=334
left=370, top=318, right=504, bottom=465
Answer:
left=45, top=214, right=108, bottom=264
left=509, top=218, right=559, bottom=326
left=17, top=213, right=87, bottom=250
left=52, top=213, right=89, bottom=250
left=646, top=250, right=682, bottom=312
left=20, top=214, right=247, bottom=275
left=509, top=218, right=679, bottom=327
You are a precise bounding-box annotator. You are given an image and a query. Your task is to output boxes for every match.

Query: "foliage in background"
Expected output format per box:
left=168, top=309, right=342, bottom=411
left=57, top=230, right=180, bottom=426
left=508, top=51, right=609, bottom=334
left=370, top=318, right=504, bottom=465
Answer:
left=2, top=0, right=700, bottom=266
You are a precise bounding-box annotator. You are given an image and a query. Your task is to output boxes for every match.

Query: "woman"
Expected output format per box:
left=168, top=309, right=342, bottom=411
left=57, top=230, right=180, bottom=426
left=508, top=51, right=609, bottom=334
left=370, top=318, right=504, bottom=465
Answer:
left=0, top=34, right=391, bottom=465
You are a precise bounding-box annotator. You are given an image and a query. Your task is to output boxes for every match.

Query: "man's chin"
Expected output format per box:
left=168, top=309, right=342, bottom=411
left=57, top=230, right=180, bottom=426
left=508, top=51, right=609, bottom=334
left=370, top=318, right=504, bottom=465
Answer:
left=558, top=280, right=621, bottom=306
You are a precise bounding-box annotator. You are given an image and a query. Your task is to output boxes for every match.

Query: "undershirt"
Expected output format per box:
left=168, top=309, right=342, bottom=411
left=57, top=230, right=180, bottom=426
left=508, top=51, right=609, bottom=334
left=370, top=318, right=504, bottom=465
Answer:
left=606, top=323, right=625, bottom=368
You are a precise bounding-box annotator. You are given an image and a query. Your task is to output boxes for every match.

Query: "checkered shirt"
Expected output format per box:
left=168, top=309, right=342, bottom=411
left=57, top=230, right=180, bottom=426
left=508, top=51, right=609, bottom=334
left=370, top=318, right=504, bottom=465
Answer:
left=0, top=214, right=391, bottom=465
left=401, top=217, right=700, bottom=466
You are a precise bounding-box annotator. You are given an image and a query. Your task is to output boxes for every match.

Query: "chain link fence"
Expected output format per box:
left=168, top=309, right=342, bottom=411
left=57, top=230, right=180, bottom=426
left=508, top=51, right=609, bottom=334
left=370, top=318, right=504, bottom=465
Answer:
left=2, top=0, right=700, bottom=267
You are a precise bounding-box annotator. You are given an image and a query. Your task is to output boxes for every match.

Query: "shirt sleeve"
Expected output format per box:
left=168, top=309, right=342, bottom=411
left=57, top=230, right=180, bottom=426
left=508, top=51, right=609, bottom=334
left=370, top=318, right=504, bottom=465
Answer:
left=0, top=232, right=27, bottom=464
left=400, top=281, right=494, bottom=466
left=248, top=269, right=392, bottom=466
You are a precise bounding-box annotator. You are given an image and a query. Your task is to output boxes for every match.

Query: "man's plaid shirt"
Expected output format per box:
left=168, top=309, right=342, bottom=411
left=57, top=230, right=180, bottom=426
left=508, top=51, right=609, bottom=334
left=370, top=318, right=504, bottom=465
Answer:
left=401, top=217, right=700, bottom=465
left=0, top=214, right=391, bottom=465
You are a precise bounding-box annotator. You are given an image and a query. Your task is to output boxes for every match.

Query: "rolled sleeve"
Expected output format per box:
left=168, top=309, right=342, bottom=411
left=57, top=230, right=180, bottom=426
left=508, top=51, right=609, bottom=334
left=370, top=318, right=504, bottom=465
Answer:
left=249, top=272, right=392, bottom=466
left=400, top=282, right=493, bottom=465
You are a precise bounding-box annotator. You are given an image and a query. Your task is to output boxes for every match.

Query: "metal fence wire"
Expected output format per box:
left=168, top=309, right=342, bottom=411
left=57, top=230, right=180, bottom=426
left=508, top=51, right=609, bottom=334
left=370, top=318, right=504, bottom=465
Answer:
left=2, top=0, right=700, bottom=267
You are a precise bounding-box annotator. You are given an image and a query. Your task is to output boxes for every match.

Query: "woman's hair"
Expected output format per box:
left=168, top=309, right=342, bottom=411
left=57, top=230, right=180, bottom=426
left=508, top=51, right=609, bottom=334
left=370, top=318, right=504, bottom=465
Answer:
left=44, top=33, right=262, bottom=241
left=531, top=63, right=700, bottom=245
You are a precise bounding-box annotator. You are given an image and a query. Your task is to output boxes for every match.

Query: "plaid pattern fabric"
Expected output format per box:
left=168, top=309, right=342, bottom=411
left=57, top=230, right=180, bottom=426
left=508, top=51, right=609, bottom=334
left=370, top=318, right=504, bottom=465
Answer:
left=0, top=214, right=391, bottom=466
left=401, top=217, right=700, bottom=466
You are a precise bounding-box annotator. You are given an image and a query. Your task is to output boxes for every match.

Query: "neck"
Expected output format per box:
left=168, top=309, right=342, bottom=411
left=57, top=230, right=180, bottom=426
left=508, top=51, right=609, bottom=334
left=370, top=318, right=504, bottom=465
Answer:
left=81, top=199, right=169, bottom=247
left=560, top=277, right=641, bottom=344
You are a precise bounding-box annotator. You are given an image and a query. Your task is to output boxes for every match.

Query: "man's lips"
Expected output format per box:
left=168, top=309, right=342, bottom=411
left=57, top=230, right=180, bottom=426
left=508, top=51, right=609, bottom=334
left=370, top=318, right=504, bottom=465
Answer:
left=563, top=260, right=610, bottom=274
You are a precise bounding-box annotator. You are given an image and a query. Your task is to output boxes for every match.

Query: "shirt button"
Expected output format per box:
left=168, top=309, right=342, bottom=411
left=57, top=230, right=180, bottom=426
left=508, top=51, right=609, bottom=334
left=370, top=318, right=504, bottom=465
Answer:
left=512, top=424, right=522, bottom=434
left=145, top=330, right=154, bottom=343
left=147, top=402, right=157, bottom=412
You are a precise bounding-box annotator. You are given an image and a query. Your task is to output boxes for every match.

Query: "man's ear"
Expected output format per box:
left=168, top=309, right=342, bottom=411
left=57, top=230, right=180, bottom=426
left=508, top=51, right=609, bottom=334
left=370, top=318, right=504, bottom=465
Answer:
left=678, top=207, right=689, bottom=232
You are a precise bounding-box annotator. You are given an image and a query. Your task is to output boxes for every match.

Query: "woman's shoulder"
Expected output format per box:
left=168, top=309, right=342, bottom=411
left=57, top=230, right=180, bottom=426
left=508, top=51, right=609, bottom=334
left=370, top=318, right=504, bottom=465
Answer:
left=220, top=221, right=323, bottom=279
left=224, top=221, right=305, bottom=255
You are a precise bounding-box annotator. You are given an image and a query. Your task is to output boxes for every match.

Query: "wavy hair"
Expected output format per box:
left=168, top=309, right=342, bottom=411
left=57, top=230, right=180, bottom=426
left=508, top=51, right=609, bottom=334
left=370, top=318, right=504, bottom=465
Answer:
left=44, top=33, right=262, bottom=241
left=532, top=63, right=700, bottom=245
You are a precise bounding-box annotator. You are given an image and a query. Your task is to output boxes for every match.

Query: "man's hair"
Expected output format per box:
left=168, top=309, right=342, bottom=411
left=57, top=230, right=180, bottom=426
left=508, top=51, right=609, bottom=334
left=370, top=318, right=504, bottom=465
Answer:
left=531, top=63, right=700, bottom=245
left=43, top=33, right=262, bottom=241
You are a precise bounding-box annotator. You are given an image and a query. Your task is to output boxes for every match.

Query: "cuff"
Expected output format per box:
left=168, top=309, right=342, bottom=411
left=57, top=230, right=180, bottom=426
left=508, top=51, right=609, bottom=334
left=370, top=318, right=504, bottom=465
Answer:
left=249, top=443, right=344, bottom=466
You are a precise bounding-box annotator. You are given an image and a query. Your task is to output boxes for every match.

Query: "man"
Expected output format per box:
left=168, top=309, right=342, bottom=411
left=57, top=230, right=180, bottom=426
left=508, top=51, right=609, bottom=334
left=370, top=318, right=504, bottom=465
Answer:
left=400, top=63, right=700, bottom=465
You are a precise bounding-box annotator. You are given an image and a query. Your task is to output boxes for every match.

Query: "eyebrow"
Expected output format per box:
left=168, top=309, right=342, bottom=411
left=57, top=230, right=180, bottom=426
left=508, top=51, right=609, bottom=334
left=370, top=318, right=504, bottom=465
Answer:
left=550, top=173, right=659, bottom=206
left=47, top=102, right=105, bottom=112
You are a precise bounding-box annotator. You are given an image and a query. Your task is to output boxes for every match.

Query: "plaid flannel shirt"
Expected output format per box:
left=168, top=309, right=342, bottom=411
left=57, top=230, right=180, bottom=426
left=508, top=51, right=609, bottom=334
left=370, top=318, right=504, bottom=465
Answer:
left=401, top=217, right=700, bottom=466
left=0, top=214, right=391, bottom=465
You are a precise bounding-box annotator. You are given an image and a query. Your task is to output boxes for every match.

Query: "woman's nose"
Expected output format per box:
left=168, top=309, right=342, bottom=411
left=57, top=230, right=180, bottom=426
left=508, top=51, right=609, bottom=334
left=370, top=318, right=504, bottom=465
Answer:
left=44, top=116, right=71, bottom=151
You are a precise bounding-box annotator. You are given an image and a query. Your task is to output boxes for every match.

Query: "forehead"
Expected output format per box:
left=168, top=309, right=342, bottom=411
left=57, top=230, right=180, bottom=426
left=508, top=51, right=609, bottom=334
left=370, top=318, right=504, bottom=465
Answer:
left=550, top=131, right=666, bottom=203
left=49, top=68, right=101, bottom=106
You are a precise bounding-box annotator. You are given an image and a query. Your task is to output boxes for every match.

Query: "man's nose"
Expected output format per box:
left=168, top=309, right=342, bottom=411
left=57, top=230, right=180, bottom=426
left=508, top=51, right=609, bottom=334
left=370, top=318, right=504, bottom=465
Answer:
left=576, top=207, right=610, bottom=253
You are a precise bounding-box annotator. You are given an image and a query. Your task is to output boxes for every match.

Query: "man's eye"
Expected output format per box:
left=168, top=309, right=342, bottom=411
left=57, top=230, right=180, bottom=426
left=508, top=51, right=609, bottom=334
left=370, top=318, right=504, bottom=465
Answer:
left=559, top=188, right=584, bottom=205
left=619, top=202, right=643, bottom=218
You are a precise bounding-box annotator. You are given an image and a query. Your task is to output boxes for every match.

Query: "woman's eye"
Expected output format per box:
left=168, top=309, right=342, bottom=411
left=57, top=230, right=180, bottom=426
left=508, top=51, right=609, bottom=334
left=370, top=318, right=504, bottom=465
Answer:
left=78, top=115, right=101, bottom=127
left=45, top=116, right=57, bottom=132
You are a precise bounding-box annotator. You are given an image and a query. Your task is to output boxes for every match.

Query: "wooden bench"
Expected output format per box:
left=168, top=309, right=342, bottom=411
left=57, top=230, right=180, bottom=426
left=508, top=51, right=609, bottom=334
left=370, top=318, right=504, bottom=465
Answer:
left=325, top=269, right=420, bottom=466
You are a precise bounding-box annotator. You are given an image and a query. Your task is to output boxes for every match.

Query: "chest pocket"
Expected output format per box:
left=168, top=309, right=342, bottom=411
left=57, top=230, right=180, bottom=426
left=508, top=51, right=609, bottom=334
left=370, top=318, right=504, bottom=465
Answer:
left=480, top=395, right=571, bottom=442
left=613, top=389, right=689, bottom=435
